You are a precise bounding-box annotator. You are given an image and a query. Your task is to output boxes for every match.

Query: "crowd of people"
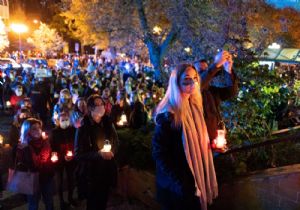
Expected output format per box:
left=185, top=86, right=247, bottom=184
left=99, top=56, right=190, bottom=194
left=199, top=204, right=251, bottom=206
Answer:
left=0, top=49, right=238, bottom=210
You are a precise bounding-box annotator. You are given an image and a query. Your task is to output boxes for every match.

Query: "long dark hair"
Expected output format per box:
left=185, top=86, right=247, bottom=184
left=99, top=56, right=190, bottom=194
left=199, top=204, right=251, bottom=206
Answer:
left=20, top=118, right=42, bottom=145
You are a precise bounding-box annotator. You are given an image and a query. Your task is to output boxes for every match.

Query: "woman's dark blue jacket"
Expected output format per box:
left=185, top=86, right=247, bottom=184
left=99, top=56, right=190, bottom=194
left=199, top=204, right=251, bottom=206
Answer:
left=152, top=112, right=196, bottom=199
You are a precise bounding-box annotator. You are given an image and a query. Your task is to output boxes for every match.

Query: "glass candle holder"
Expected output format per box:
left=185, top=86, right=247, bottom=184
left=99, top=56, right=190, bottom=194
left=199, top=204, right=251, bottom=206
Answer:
left=51, top=152, right=58, bottom=162
left=101, top=140, right=112, bottom=152
left=66, top=150, right=73, bottom=157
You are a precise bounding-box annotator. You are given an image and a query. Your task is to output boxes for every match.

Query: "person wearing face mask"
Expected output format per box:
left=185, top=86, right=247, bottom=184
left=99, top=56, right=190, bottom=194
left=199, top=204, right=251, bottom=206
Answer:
left=153, top=64, right=218, bottom=210
left=20, top=97, right=39, bottom=119
left=29, top=79, right=50, bottom=127
left=51, top=112, right=77, bottom=210
left=194, top=51, right=238, bottom=146
left=53, top=89, right=73, bottom=126
left=74, top=94, right=118, bottom=210
left=9, top=108, right=32, bottom=162
left=15, top=118, right=55, bottom=210
left=10, top=85, right=25, bottom=113
left=101, top=88, right=113, bottom=116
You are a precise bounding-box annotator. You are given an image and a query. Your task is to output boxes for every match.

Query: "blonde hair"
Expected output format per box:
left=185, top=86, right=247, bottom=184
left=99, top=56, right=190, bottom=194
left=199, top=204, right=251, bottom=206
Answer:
left=155, top=64, right=203, bottom=127
left=20, top=118, right=42, bottom=145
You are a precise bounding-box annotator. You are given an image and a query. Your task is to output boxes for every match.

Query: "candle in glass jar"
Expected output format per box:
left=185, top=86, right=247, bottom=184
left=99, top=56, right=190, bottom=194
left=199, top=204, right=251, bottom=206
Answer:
left=101, top=140, right=111, bottom=152
left=42, top=132, right=46, bottom=139
left=66, top=150, right=73, bottom=157
left=6, top=101, right=11, bottom=108
left=215, top=129, right=227, bottom=149
left=120, top=114, right=127, bottom=123
left=51, top=152, right=58, bottom=162
left=117, top=120, right=124, bottom=126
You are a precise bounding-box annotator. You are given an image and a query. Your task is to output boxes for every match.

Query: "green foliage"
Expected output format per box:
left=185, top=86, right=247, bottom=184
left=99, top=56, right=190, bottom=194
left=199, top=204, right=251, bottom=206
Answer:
left=116, top=125, right=155, bottom=170
left=221, top=53, right=293, bottom=146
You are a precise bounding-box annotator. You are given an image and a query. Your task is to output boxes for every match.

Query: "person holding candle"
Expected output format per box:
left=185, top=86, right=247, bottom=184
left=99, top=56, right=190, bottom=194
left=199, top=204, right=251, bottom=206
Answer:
left=110, top=89, right=131, bottom=128
left=51, top=112, right=77, bottom=210
left=8, top=108, right=32, bottom=162
left=9, top=84, right=26, bottom=114
left=129, top=101, right=148, bottom=129
left=152, top=64, right=218, bottom=210
left=15, top=118, right=55, bottom=210
left=194, top=51, right=238, bottom=149
left=74, top=94, right=118, bottom=210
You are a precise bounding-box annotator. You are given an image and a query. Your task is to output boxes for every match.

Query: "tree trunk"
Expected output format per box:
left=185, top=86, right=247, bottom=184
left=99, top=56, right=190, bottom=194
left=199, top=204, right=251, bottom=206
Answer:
left=135, top=0, right=176, bottom=85
left=150, top=51, right=163, bottom=83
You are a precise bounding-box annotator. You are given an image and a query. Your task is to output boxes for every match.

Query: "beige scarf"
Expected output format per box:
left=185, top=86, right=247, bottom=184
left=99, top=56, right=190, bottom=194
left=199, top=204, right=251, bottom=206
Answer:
left=182, top=100, right=218, bottom=210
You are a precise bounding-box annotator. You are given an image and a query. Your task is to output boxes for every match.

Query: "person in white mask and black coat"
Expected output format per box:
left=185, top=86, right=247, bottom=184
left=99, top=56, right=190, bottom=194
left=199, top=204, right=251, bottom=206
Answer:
left=51, top=112, right=77, bottom=210
left=74, top=94, right=118, bottom=210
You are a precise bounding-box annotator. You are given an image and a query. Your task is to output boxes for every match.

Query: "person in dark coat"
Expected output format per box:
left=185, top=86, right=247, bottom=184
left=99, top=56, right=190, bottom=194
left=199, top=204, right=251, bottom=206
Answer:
left=195, top=51, right=238, bottom=144
left=29, top=80, right=50, bottom=127
left=110, top=89, right=131, bottom=127
left=51, top=112, right=77, bottom=210
left=15, top=118, right=55, bottom=210
left=9, top=108, right=32, bottom=162
left=129, top=101, right=147, bottom=129
left=9, top=85, right=25, bottom=114
left=152, top=64, right=218, bottom=210
left=74, top=94, right=118, bottom=210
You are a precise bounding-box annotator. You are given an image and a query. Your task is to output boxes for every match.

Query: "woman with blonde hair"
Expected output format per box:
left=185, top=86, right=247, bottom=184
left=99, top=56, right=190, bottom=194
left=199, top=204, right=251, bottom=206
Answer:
left=152, top=63, right=218, bottom=210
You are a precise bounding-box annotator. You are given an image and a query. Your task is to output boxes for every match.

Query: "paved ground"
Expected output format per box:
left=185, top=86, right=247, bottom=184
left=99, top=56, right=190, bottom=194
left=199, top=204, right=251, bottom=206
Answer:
left=0, top=112, right=151, bottom=210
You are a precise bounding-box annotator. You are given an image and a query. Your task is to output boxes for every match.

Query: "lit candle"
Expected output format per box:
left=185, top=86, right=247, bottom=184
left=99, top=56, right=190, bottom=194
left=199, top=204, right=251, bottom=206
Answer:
left=117, top=114, right=127, bottom=126
left=66, top=150, right=73, bottom=157
left=0, top=135, right=3, bottom=146
left=6, top=101, right=11, bottom=108
left=120, top=114, right=127, bottom=124
left=54, top=93, right=59, bottom=98
left=51, top=152, right=58, bottom=162
left=214, top=129, right=227, bottom=149
left=117, top=120, right=124, bottom=126
left=153, top=94, right=156, bottom=99
left=42, top=132, right=46, bottom=139
left=101, top=140, right=111, bottom=152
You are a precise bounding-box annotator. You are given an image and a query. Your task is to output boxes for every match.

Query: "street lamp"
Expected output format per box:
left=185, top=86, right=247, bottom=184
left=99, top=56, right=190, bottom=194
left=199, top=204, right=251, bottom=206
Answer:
left=10, top=23, right=28, bottom=53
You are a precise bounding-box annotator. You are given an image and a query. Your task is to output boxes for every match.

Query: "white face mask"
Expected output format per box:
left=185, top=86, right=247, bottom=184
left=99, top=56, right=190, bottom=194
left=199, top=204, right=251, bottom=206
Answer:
left=15, top=89, right=23, bottom=96
left=60, top=120, right=70, bottom=129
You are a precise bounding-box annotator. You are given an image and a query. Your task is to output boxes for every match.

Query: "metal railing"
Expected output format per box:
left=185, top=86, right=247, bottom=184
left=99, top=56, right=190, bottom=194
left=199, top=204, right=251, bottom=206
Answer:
left=219, top=125, right=300, bottom=156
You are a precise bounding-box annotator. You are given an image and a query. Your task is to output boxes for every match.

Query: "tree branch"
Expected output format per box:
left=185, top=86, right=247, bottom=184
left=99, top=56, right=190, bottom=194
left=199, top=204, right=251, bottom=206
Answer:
left=135, top=0, right=155, bottom=45
left=160, top=26, right=177, bottom=57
